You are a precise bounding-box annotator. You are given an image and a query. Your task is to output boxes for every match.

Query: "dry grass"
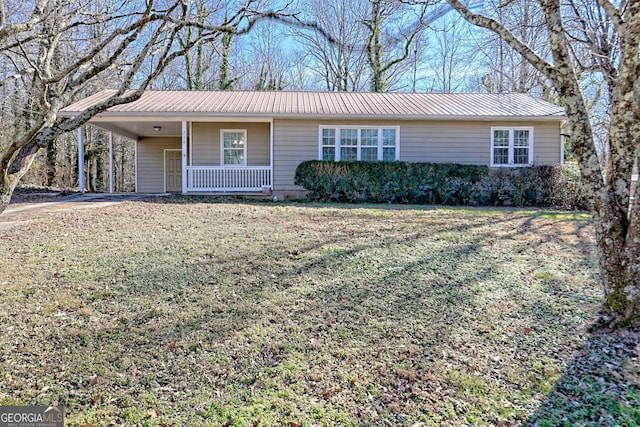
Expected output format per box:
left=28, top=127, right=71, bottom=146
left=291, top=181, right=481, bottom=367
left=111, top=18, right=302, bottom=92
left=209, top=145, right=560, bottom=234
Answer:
left=0, top=197, right=637, bottom=426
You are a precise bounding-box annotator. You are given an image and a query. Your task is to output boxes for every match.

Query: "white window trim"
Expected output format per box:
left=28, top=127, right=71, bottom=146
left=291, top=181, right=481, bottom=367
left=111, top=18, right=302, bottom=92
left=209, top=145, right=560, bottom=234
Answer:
left=318, top=125, right=400, bottom=161
left=490, top=126, right=534, bottom=167
left=220, top=129, right=247, bottom=167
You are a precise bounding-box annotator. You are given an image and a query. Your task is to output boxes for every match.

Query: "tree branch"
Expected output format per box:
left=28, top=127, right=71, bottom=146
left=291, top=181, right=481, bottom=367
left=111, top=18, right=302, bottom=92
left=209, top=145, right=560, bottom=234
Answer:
left=0, top=0, right=48, bottom=46
left=446, top=0, right=558, bottom=82
left=596, top=0, right=624, bottom=33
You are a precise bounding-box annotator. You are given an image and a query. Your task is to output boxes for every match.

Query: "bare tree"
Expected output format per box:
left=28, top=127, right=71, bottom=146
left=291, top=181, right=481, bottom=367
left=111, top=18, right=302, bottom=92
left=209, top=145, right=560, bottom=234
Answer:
left=424, top=14, right=476, bottom=92
left=447, top=0, right=640, bottom=327
left=218, top=23, right=238, bottom=90
left=180, top=3, right=208, bottom=91
left=0, top=0, right=198, bottom=210
left=364, top=0, right=431, bottom=92
left=0, top=0, right=310, bottom=213
left=240, top=19, right=293, bottom=90
left=471, top=0, right=552, bottom=97
left=293, top=0, right=369, bottom=91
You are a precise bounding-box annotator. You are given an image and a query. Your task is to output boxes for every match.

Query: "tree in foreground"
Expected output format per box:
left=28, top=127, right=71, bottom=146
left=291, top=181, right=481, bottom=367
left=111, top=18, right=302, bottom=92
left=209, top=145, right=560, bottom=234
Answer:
left=0, top=0, right=301, bottom=213
left=447, top=0, right=639, bottom=327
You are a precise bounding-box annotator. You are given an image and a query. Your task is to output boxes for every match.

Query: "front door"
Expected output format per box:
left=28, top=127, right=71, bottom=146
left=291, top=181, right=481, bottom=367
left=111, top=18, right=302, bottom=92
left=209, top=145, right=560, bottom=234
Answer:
left=165, top=150, right=182, bottom=193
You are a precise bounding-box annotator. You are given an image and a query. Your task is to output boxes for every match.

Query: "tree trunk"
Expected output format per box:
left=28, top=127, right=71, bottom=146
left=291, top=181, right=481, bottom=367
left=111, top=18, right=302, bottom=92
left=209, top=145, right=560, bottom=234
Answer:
left=446, top=0, right=640, bottom=327
left=570, top=107, right=638, bottom=326
left=542, top=0, right=639, bottom=327
left=219, top=30, right=235, bottom=90
left=366, top=0, right=386, bottom=92
left=0, top=145, right=40, bottom=213
left=45, top=139, right=57, bottom=187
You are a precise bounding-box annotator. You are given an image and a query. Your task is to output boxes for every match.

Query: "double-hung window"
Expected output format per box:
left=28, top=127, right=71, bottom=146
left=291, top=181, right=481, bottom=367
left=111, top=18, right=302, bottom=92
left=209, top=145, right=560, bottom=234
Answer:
left=221, top=129, right=247, bottom=166
left=491, top=127, right=533, bottom=167
left=360, top=129, right=379, bottom=161
left=340, top=129, right=358, bottom=161
left=320, top=126, right=400, bottom=161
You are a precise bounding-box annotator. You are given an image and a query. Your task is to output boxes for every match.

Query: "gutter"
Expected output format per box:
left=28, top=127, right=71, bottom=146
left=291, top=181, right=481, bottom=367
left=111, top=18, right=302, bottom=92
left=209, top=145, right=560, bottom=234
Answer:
left=59, top=111, right=567, bottom=122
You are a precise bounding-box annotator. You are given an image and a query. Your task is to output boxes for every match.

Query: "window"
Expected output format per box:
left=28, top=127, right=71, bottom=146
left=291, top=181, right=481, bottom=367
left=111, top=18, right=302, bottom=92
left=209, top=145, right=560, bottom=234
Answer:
left=319, top=126, right=399, bottom=161
left=321, top=128, right=336, bottom=161
left=493, top=129, right=509, bottom=165
left=360, top=129, right=379, bottom=161
left=491, top=127, right=533, bottom=166
left=382, top=129, right=397, bottom=161
left=340, top=128, right=358, bottom=161
left=221, top=130, right=246, bottom=166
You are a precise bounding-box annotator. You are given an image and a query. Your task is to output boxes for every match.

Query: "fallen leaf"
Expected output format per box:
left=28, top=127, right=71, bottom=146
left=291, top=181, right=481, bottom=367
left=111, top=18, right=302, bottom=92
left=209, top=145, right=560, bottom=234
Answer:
left=147, top=409, right=157, bottom=419
left=322, top=387, right=341, bottom=399
left=90, top=392, right=103, bottom=404
left=388, top=402, right=401, bottom=413
left=608, top=368, right=624, bottom=380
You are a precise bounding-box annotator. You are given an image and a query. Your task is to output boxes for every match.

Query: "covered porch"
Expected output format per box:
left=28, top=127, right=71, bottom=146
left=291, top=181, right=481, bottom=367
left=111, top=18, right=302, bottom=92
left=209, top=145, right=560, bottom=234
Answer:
left=79, top=118, right=273, bottom=194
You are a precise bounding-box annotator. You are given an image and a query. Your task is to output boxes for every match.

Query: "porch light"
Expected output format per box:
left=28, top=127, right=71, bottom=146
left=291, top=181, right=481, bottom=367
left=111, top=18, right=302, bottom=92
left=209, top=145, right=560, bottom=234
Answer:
left=153, top=126, right=162, bottom=132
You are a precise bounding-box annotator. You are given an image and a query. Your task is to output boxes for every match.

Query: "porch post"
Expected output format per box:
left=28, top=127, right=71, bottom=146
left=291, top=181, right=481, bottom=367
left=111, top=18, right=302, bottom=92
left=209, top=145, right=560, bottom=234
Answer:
left=269, top=119, right=274, bottom=189
left=78, top=126, right=85, bottom=194
left=182, top=121, right=188, bottom=194
left=108, top=132, right=114, bottom=193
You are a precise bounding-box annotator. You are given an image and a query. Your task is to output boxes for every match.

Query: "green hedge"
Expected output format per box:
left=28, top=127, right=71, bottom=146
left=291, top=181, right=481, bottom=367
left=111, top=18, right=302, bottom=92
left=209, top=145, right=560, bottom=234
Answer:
left=294, top=161, right=587, bottom=209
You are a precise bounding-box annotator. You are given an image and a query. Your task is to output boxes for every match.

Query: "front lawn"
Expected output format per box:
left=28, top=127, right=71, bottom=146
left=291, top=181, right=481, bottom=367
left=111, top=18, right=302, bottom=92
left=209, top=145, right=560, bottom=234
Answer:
left=0, top=198, right=637, bottom=426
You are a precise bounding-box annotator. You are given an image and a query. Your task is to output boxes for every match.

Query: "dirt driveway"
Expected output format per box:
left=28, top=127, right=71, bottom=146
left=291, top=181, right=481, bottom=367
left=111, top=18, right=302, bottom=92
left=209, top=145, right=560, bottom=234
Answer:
left=0, top=193, right=150, bottom=230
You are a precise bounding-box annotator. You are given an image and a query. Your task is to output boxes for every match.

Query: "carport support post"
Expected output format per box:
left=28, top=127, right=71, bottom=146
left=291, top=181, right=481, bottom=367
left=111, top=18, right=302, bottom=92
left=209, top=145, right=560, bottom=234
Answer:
left=109, top=132, right=113, bottom=193
left=182, top=121, right=188, bottom=194
left=78, top=126, right=85, bottom=194
left=108, top=132, right=114, bottom=194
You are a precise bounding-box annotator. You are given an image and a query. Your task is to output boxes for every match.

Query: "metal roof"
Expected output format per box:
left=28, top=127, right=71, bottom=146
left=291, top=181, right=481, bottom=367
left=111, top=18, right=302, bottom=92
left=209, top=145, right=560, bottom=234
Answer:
left=61, top=90, right=566, bottom=120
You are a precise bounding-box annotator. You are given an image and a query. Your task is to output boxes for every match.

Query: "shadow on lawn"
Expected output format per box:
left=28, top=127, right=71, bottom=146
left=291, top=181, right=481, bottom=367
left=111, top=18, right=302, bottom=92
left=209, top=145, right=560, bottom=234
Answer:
left=7, top=199, right=613, bottom=425
left=526, top=327, right=640, bottom=427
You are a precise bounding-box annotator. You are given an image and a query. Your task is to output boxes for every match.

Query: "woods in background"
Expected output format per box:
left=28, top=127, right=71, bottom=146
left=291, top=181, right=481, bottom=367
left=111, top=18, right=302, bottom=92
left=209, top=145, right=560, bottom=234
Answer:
left=0, top=0, right=563, bottom=195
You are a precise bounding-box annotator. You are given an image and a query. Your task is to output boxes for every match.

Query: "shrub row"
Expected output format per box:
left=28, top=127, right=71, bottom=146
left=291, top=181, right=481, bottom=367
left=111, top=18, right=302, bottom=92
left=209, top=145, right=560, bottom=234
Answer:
left=294, top=161, right=588, bottom=209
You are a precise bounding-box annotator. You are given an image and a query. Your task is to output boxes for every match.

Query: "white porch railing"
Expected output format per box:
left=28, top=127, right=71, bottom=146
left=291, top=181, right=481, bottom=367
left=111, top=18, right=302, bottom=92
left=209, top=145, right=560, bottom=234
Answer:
left=186, top=166, right=272, bottom=192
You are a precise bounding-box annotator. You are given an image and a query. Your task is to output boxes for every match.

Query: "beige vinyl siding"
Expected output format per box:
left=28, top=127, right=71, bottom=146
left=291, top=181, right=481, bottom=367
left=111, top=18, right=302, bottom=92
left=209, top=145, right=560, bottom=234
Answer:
left=192, top=122, right=270, bottom=166
left=273, top=119, right=319, bottom=191
left=401, top=120, right=562, bottom=165
left=273, top=119, right=563, bottom=192
left=136, top=137, right=181, bottom=193
left=400, top=121, right=485, bottom=163
left=527, top=121, right=562, bottom=164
